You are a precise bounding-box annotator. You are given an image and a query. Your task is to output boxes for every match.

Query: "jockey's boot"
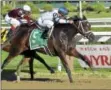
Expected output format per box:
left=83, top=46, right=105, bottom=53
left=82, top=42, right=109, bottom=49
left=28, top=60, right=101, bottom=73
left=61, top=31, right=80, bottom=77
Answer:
left=41, top=26, right=53, bottom=39
left=41, top=29, right=49, bottom=39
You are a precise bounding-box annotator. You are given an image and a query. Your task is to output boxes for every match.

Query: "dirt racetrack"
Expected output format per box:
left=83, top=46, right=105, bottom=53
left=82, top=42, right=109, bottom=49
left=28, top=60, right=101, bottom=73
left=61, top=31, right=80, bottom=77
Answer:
left=1, top=70, right=111, bottom=89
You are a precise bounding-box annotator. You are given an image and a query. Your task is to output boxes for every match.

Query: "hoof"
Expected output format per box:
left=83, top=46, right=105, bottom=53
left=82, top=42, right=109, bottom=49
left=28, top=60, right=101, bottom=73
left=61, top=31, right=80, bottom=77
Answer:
left=30, top=77, right=34, bottom=80
left=70, top=80, right=73, bottom=83
left=33, top=71, right=36, bottom=74
left=50, top=69, right=55, bottom=74
left=1, top=69, right=3, bottom=73
left=16, top=76, right=20, bottom=82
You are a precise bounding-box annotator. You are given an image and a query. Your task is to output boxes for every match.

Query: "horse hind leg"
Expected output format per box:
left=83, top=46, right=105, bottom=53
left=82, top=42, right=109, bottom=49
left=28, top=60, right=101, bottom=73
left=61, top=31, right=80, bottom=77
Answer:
left=1, top=47, right=21, bottom=70
left=1, top=53, right=19, bottom=80
left=33, top=52, right=55, bottom=74
left=1, top=55, right=14, bottom=71
left=1, top=44, right=25, bottom=72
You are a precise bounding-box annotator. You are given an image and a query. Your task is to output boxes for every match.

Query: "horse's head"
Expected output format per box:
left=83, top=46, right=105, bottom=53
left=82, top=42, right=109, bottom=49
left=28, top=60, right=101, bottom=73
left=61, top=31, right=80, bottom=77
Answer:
left=70, top=15, right=95, bottom=42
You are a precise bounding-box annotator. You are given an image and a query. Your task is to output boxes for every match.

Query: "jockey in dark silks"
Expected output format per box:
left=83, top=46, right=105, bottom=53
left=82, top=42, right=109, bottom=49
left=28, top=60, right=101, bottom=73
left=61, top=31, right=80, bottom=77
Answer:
left=5, top=5, right=33, bottom=37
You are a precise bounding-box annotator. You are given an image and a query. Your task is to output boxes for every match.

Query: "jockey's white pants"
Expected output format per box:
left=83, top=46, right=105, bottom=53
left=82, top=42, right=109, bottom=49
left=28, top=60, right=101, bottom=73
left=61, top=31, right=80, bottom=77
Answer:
left=5, top=14, right=21, bottom=27
left=38, top=18, right=54, bottom=29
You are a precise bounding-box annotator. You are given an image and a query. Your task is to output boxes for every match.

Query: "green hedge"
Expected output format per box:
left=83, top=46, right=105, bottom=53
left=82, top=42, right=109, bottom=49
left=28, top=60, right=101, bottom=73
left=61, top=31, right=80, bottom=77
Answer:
left=1, top=4, right=13, bottom=17
left=81, top=1, right=107, bottom=13
left=25, top=2, right=40, bottom=14
left=82, top=2, right=94, bottom=11
left=92, top=2, right=105, bottom=13
left=42, top=3, right=53, bottom=11
left=64, top=2, right=77, bottom=12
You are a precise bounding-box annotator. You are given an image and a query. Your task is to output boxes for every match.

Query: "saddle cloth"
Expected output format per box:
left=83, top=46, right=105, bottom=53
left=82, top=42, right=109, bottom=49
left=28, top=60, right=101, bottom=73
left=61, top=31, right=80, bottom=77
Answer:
left=29, top=28, right=48, bottom=50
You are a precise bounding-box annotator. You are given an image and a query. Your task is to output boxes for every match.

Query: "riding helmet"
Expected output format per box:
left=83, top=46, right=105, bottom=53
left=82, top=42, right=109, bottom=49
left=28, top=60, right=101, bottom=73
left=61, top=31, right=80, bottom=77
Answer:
left=23, top=5, right=31, bottom=12
left=58, top=7, right=68, bottom=16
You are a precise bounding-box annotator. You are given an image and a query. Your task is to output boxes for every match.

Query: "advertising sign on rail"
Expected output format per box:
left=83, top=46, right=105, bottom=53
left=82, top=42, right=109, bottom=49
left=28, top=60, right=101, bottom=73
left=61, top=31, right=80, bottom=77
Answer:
left=76, top=45, right=111, bottom=68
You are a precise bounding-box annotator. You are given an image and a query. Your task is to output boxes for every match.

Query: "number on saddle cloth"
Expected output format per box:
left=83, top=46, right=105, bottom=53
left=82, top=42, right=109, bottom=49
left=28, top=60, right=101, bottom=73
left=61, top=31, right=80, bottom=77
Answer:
left=29, top=28, right=48, bottom=50
left=1, top=28, right=9, bottom=44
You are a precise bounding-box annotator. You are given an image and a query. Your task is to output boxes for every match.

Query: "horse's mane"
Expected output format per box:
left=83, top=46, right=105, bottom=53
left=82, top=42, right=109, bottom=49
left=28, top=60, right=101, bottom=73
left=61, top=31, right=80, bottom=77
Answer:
left=14, top=23, right=31, bottom=35
left=73, top=15, right=82, bottom=20
left=19, top=23, right=30, bottom=28
left=55, top=23, right=72, bottom=27
left=16, top=23, right=36, bottom=33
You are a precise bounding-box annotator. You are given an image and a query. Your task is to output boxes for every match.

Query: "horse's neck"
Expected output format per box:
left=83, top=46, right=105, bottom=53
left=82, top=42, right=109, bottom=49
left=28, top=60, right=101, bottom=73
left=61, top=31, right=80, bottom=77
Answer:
left=72, top=29, right=78, bottom=37
left=68, top=25, right=78, bottom=40
left=54, top=24, right=78, bottom=37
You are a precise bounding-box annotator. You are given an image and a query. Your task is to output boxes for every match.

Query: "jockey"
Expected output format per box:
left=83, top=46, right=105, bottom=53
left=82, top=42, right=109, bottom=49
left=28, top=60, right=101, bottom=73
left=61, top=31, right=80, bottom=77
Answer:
left=5, top=5, right=32, bottom=32
left=37, top=7, right=73, bottom=39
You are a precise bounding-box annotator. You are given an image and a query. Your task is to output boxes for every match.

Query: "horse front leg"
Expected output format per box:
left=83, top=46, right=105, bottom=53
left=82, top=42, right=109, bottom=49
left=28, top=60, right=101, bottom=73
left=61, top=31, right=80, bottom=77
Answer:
left=58, top=51, right=73, bottom=83
left=28, top=57, right=34, bottom=80
left=16, top=56, right=30, bottom=82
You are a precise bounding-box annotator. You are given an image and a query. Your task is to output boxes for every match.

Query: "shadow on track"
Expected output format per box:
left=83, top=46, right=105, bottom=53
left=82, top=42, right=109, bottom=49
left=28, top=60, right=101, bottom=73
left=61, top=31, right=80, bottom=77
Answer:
left=1, top=69, right=63, bottom=82
left=1, top=69, right=16, bottom=81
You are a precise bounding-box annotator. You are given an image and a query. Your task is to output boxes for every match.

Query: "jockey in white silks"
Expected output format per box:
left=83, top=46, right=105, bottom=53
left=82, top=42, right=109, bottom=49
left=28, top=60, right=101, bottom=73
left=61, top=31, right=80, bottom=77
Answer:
left=37, top=7, right=73, bottom=39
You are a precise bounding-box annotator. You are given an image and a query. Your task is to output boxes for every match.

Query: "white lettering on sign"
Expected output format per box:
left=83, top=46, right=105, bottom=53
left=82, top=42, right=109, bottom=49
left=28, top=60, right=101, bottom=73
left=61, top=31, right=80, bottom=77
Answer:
left=76, top=45, right=111, bottom=68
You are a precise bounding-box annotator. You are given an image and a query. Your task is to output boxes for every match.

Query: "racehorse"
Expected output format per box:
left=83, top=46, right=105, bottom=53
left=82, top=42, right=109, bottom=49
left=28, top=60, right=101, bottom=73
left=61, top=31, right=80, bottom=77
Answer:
left=1, top=15, right=95, bottom=83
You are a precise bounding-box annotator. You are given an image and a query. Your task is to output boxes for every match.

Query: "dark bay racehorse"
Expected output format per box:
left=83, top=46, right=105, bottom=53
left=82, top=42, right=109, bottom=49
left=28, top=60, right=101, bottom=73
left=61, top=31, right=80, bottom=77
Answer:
left=1, top=16, right=95, bottom=83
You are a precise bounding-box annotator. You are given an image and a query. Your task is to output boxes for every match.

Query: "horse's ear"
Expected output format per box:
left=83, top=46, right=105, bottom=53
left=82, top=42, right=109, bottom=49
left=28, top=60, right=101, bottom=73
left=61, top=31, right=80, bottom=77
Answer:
left=83, top=15, right=87, bottom=20
left=74, top=15, right=78, bottom=18
left=73, top=15, right=79, bottom=21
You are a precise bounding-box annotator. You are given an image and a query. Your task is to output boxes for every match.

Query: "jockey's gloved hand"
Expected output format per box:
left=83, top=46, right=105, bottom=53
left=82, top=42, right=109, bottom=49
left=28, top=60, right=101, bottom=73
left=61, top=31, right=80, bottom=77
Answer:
left=67, top=20, right=73, bottom=24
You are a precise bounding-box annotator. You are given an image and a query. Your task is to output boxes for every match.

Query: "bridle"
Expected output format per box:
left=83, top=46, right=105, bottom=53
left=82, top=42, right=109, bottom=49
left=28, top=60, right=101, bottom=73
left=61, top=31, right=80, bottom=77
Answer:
left=76, top=20, right=92, bottom=38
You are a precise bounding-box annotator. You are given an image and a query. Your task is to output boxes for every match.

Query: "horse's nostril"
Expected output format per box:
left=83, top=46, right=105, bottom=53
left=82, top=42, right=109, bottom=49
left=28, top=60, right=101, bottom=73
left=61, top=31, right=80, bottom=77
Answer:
left=85, top=32, right=95, bottom=42
left=89, top=33, right=95, bottom=42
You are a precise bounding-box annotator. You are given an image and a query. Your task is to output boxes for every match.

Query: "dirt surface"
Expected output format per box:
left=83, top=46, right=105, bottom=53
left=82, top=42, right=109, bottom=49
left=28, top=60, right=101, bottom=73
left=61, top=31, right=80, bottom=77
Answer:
left=1, top=70, right=111, bottom=90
